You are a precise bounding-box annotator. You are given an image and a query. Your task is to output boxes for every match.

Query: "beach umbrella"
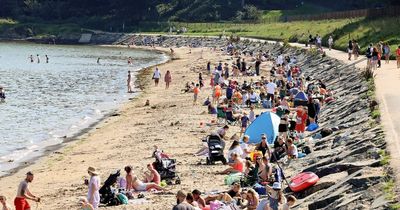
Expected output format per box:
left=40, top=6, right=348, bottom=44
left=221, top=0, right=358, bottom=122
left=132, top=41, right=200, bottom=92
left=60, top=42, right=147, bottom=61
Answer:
left=244, top=111, right=280, bottom=144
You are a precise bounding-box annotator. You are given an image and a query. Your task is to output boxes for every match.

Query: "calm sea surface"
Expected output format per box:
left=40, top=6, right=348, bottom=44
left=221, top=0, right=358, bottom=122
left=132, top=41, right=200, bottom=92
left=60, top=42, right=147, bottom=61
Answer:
left=0, top=42, right=167, bottom=175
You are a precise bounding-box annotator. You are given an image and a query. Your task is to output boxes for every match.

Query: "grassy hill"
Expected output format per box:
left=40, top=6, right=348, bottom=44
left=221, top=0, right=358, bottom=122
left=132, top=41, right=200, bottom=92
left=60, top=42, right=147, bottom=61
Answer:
left=170, top=17, right=400, bottom=57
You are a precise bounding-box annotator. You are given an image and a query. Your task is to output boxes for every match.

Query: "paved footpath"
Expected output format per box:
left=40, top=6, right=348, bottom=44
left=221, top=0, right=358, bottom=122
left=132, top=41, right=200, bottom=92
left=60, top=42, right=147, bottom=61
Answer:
left=290, top=42, right=400, bottom=195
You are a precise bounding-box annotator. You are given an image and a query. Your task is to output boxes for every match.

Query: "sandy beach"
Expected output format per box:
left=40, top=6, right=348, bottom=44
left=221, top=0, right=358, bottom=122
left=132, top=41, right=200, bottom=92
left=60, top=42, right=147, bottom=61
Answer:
left=0, top=46, right=245, bottom=209
left=0, top=35, right=395, bottom=210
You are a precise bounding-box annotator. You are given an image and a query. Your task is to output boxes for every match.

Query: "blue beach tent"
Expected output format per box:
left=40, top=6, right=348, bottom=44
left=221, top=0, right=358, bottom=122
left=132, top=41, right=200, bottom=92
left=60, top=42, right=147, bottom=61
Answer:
left=244, top=112, right=280, bottom=144
left=294, top=91, right=308, bottom=101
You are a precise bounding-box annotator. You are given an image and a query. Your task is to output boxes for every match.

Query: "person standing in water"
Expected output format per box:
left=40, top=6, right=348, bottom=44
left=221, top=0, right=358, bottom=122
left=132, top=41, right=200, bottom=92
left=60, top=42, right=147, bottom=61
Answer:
left=29, top=55, right=34, bottom=63
left=45, top=55, right=49, bottom=63
left=127, top=71, right=133, bottom=93
left=164, top=70, right=172, bottom=89
left=36, top=54, right=40, bottom=63
left=96, top=58, right=100, bottom=64
left=152, top=67, right=161, bottom=87
left=14, top=171, right=40, bottom=210
left=128, top=57, right=132, bottom=65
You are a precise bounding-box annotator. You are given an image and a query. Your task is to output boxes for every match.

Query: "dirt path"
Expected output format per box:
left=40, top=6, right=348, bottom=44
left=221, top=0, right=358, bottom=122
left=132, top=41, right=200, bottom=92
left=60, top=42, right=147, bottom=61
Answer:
left=290, top=42, right=400, bottom=195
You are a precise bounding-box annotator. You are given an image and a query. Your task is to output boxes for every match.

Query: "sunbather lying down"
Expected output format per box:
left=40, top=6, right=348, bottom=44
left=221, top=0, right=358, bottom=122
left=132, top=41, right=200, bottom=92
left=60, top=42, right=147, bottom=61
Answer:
left=124, top=165, right=165, bottom=192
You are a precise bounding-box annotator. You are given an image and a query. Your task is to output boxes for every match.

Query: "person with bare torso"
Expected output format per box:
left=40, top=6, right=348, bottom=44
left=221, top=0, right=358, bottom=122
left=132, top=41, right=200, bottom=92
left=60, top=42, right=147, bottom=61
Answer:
left=14, top=172, right=40, bottom=210
left=124, top=165, right=165, bottom=192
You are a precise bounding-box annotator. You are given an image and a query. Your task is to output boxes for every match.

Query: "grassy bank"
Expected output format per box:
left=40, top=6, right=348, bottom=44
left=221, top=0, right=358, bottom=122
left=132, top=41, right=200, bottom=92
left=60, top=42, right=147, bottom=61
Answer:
left=0, top=18, right=82, bottom=39
left=170, top=17, right=400, bottom=57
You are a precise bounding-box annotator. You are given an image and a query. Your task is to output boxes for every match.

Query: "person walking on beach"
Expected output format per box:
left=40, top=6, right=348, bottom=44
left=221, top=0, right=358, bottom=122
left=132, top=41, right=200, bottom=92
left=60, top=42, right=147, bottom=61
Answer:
left=193, top=84, right=200, bottom=105
left=127, top=71, right=133, bottom=93
left=396, top=46, right=400, bottom=69
left=348, top=40, right=353, bottom=61
left=328, top=36, right=333, bottom=51
left=0, top=196, right=11, bottom=210
left=14, top=171, right=40, bottom=210
left=152, top=67, right=161, bottom=87
left=87, top=167, right=100, bottom=210
left=164, top=70, right=172, bottom=89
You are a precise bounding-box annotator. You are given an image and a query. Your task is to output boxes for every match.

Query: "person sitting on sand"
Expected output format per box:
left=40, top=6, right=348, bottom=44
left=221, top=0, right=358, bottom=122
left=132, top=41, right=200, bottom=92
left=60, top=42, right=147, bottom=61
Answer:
left=286, top=138, right=298, bottom=159
left=204, top=182, right=241, bottom=204
left=227, top=141, right=244, bottom=162
left=0, top=195, right=11, bottom=210
left=78, top=197, right=94, bottom=210
left=173, top=190, right=195, bottom=210
left=255, top=134, right=271, bottom=158
left=192, top=190, right=206, bottom=208
left=256, top=156, right=272, bottom=183
left=143, top=164, right=161, bottom=184
left=125, top=165, right=165, bottom=192
left=240, top=135, right=252, bottom=159
left=282, top=195, right=297, bottom=210
left=186, top=193, right=201, bottom=209
left=244, top=189, right=259, bottom=210
left=217, top=153, right=244, bottom=175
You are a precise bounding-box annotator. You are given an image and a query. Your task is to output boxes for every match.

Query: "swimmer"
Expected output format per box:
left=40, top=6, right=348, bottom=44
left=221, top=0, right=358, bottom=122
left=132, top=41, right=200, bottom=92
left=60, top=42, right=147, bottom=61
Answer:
left=97, top=58, right=100, bottom=64
left=36, top=54, right=40, bottom=63
left=45, top=55, right=49, bottom=63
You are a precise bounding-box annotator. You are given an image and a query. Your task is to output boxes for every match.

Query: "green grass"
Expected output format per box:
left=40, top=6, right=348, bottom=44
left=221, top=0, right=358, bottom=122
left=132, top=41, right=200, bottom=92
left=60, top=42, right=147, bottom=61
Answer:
left=0, top=18, right=82, bottom=38
left=168, top=17, right=400, bottom=58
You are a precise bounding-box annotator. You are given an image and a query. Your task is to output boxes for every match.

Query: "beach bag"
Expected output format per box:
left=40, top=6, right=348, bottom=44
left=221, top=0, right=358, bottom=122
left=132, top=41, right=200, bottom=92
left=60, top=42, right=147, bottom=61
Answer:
left=253, top=183, right=267, bottom=195
left=224, top=173, right=242, bottom=186
left=306, top=123, right=319, bottom=131
left=117, top=193, right=129, bottom=205
left=320, top=128, right=333, bottom=138
left=302, top=146, right=312, bottom=155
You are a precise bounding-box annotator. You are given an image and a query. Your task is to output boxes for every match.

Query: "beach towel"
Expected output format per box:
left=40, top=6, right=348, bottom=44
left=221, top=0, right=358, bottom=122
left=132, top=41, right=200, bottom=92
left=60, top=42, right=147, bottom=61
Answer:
left=224, top=173, right=242, bottom=185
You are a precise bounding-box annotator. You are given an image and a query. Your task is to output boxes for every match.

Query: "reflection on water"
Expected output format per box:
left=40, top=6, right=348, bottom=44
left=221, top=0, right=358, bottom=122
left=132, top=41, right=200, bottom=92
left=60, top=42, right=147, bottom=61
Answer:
left=0, top=42, right=167, bottom=174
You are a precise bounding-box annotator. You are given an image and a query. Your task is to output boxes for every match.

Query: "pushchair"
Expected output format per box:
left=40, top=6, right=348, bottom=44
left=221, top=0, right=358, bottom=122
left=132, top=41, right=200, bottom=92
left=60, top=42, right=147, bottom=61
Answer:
left=153, top=150, right=181, bottom=185
left=99, top=170, right=121, bottom=206
left=206, top=135, right=227, bottom=165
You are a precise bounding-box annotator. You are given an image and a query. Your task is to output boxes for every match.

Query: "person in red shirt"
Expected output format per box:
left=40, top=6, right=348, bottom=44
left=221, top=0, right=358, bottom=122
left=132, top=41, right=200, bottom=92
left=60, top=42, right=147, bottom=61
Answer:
left=295, top=106, right=308, bottom=135
left=193, top=84, right=200, bottom=105
left=396, top=46, right=400, bottom=69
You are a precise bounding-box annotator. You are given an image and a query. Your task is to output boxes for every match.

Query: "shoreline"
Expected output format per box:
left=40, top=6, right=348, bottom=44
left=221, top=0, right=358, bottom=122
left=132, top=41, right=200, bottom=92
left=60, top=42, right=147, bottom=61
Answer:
left=0, top=36, right=395, bottom=209
left=0, top=44, right=171, bottom=179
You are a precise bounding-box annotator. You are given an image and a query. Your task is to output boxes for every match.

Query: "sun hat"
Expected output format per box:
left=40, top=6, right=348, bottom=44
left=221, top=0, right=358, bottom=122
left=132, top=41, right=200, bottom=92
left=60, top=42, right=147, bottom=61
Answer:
left=272, top=182, right=281, bottom=190
left=87, top=167, right=99, bottom=175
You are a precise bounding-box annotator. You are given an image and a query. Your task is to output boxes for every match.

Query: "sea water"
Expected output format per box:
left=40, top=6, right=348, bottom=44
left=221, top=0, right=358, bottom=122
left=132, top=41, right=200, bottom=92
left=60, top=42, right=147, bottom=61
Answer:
left=0, top=42, right=168, bottom=175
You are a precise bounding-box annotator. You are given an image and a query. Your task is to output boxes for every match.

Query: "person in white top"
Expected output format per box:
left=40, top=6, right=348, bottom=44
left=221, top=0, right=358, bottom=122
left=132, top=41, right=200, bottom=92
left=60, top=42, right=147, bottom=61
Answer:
left=266, top=80, right=277, bottom=106
left=227, top=141, right=243, bottom=162
left=276, top=54, right=284, bottom=66
left=87, top=167, right=101, bottom=209
left=152, top=67, right=161, bottom=86
left=0, top=196, right=11, bottom=210
left=240, top=135, right=252, bottom=159
left=328, top=36, right=334, bottom=51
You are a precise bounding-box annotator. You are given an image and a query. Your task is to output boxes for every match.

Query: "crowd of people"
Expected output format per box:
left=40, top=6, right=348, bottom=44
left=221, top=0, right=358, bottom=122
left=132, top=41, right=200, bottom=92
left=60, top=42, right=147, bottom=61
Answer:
left=2, top=36, right=399, bottom=210
left=172, top=40, right=336, bottom=210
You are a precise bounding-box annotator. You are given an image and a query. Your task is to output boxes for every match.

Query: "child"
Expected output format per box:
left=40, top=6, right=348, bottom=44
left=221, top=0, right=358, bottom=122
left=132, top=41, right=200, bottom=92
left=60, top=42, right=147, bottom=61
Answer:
left=282, top=195, right=297, bottom=210
left=240, top=112, right=250, bottom=136
left=249, top=106, right=255, bottom=123
left=193, top=84, right=200, bottom=105
left=0, top=195, right=11, bottom=210
left=78, top=197, right=94, bottom=210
